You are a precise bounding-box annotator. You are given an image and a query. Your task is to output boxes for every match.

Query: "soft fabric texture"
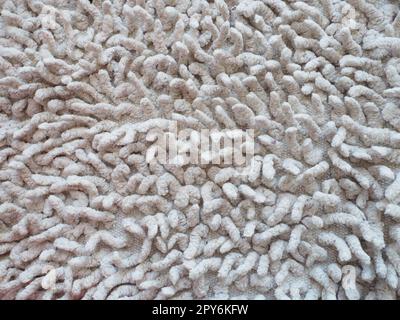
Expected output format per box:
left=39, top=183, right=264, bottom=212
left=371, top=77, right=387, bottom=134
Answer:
left=1, top=0, right=400, bottom=300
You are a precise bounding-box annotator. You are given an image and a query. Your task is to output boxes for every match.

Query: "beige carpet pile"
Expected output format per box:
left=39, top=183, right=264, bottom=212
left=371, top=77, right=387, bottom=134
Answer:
left=1, top=0, right=400, bottom=300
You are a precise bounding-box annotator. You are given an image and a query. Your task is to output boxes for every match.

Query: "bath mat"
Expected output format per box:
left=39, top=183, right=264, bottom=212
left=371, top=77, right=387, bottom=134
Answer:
left=1, top=0, right=400, bottom=300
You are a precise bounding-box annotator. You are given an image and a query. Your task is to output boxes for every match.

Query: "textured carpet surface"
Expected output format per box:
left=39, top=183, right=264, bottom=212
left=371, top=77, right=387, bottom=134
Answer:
left=1, top=0, right=400, bottom=300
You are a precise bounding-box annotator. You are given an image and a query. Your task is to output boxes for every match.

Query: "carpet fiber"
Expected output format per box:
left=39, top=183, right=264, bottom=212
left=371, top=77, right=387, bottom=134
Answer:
left=1, top=0, right=400, bottom=300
